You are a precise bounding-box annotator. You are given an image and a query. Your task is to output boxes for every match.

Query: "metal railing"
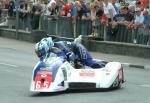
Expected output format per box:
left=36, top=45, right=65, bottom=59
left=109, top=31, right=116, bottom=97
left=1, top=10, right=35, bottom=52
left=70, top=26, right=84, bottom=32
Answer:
left=40, top=16, right=74, bottom=38
left=114, top=24, right=150, bottom=45
left=0, top=9, right=8, bottom=23
left=0, top=9, right=150, bottom=45
left=39, top=15, right=105, bottom=38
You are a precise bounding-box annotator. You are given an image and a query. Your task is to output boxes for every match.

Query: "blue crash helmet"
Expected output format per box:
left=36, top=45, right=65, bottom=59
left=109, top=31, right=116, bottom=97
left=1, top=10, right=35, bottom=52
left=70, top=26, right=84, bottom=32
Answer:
left=35, top=41, right=49, bottom=59
left=41, top=37, right=54, bottom=49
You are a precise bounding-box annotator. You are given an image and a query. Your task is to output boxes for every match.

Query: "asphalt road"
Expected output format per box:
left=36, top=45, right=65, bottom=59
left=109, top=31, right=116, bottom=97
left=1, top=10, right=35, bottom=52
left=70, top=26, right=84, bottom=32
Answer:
left=0, top=37, right=150, bottom=103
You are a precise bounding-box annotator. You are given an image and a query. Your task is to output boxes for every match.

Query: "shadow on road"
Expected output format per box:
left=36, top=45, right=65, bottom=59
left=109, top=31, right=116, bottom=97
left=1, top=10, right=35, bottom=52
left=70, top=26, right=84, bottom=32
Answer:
left=30, top=87, right=125, bottom=97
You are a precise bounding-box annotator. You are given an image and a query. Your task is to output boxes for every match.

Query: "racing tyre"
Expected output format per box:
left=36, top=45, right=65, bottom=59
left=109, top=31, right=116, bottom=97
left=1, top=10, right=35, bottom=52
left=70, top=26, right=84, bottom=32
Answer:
left=111, top=76, right=122, bottom=89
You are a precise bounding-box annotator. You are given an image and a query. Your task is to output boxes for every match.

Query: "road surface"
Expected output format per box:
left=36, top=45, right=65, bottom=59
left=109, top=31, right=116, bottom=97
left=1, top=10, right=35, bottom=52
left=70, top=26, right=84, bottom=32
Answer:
left=0, top=37, right=150, bottom=103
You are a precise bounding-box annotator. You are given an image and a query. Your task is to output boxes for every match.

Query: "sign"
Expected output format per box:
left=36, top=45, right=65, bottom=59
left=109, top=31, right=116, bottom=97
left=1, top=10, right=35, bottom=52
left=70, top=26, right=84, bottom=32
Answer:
left=79, top=70, right=95, bottom=77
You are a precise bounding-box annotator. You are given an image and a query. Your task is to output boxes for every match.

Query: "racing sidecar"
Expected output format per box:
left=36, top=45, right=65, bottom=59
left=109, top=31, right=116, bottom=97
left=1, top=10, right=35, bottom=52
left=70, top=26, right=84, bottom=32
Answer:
left=30, top=53, right=125, bottom=92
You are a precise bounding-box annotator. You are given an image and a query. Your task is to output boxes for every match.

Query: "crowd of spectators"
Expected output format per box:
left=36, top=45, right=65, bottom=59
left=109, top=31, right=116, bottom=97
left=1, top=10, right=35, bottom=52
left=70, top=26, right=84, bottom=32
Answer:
left=0, top=0, right=150, bottom=38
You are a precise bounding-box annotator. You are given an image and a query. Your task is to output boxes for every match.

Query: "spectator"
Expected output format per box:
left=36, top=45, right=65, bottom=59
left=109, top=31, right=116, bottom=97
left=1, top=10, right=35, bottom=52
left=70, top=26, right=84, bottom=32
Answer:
left=59, top=0, right=72, bottom=16
left=78, top=0, right=88, bottom=18
left=40, top=0, right=49, bottom=15
left=112, top=6, right=134, bottom=35
left=19, top=0, right=33, bottom=31
left=0, top=0, right=14, bottom=26
left=75, top=1, right=84, bottom=19
left=124, top=6, right=134, bottom=22
left=134, top=7, right=144, bottom=28
left=19, top=0, right=29, bottom=19
left=116, top=6, right=134, bottom=25
left=49, top=0, right=59, bottom=16
left=3, top=0, right=10, bottom=9
left=31, top=0, right=43, bottom=29
left=85, top=2, right=91, bottom=20
left=46, top=0, right=59, bottom=16
left=142, top=9, right=150, bottom=44
left=69, top=1, right=81, bottom=19
left=58, top=0, right=68, bottom=16
left=143, top=10, right=150, bottom=28
left=132, top=7, right=144, bottom=44
left=8, top=0, right=15, bottom=17
left=119, top=0, right=126, bottom=6
left=111, top=6, right=126, bottom=39
left=103, top=0, right=117, bottom=22
left=113, top=6, right=126, bottom=22
left=128, top=5, right=135, bottom=15
left=0, top=2, right=2, bottom=11
left=68, top=0, right=88, bottom=19
left=90, top=5, right=99, bottom=37
left=0, top=2, right=3, bottom=20
left=111, top=0, right=120, bottom=13
left=141, top=0, right=149, bottom=8
left=135, top=1, right=144, bottom=11
left=102, top=0, right=117, bottom=41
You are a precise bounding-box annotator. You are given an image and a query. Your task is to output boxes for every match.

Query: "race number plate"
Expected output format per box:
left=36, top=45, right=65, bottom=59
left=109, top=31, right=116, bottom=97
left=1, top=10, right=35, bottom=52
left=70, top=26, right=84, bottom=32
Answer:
left=34, top=70, right=52, bottom=90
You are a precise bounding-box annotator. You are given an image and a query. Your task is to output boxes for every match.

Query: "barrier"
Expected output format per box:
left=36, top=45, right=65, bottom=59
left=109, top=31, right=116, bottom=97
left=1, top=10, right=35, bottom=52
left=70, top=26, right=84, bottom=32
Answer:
left=42, top=16, right=104, bottom=38
left=114, top=24, right=150, bottom=45
left=0, top=9, right=8, bottom=23
left=40, top=16, right=73, bottom=37
left=0, top=9, right=150, bottom=45
left=115, top=24, right=132, bottom=43
left=76, top=19, right=92, bottom=37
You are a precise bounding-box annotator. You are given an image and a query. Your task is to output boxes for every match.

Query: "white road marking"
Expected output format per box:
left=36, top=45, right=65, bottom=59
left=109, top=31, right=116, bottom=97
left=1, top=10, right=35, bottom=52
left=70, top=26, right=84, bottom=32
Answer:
left=5, top=68, right=29, bottom=78
left=0, top=62, right=19, bottom=68
left=121, top=63, right=130, bottom=66
left=145, top=66, right=150, bottom=69
left=139, top=85, right=150, bottom=88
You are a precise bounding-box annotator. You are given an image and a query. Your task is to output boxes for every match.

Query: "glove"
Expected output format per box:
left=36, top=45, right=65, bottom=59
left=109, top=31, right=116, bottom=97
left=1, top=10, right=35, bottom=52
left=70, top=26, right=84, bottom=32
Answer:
left=79, top=59, right=86, bottom=66
left=74, top=59, right=84, bottom=69
left=69, top=61, right=75, bottom=67
left=66, top=52, right=75, bottom=62
left=74, top=61, right=84, bottom=69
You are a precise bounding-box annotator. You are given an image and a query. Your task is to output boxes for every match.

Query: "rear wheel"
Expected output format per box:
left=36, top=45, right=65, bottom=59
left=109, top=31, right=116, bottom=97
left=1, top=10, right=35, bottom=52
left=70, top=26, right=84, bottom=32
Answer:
left=111, top=76, right=122, bottom=89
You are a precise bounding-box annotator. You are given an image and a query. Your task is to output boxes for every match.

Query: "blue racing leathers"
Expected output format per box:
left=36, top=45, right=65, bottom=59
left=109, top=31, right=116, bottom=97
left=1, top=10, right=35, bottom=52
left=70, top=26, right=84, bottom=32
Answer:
left=54, top=41, right=106, bottom=68
left=70, top=42, right=107, bottom=68
left=54, top=41, right=76, bottom=63
left=39, top=46, right=67, bottom=62
left=50, top=47, right=67, bottom=61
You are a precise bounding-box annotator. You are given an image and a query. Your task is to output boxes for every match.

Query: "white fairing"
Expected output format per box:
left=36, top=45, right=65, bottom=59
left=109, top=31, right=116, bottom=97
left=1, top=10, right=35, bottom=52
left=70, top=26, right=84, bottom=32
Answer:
left=68, top=62, right=122, bottom=88
left=30, top=55, right=124, bottom=92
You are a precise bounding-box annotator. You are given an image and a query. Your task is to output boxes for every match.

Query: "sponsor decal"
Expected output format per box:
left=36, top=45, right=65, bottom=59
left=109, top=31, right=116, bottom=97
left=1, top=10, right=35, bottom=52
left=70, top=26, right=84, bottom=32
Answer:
left=37, top=70, right=52, bottom=75
left=79, top=70, right=95, bottom=77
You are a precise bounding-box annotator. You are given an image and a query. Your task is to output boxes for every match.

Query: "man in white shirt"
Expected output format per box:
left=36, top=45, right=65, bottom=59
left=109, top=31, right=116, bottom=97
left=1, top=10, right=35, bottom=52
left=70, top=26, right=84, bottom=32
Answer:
left=102, top=0, right=117, bottom=41
left=103, top=0, right=117, bottom=20
left=133, top=7, right=144, bottom=44
left=134, top=7, right=144, bottom=27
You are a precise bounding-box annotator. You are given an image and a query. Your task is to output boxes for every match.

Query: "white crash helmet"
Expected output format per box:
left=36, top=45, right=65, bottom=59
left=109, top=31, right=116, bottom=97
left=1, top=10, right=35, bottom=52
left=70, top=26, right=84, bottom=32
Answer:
left=74, top=35, right=82, bottom=44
